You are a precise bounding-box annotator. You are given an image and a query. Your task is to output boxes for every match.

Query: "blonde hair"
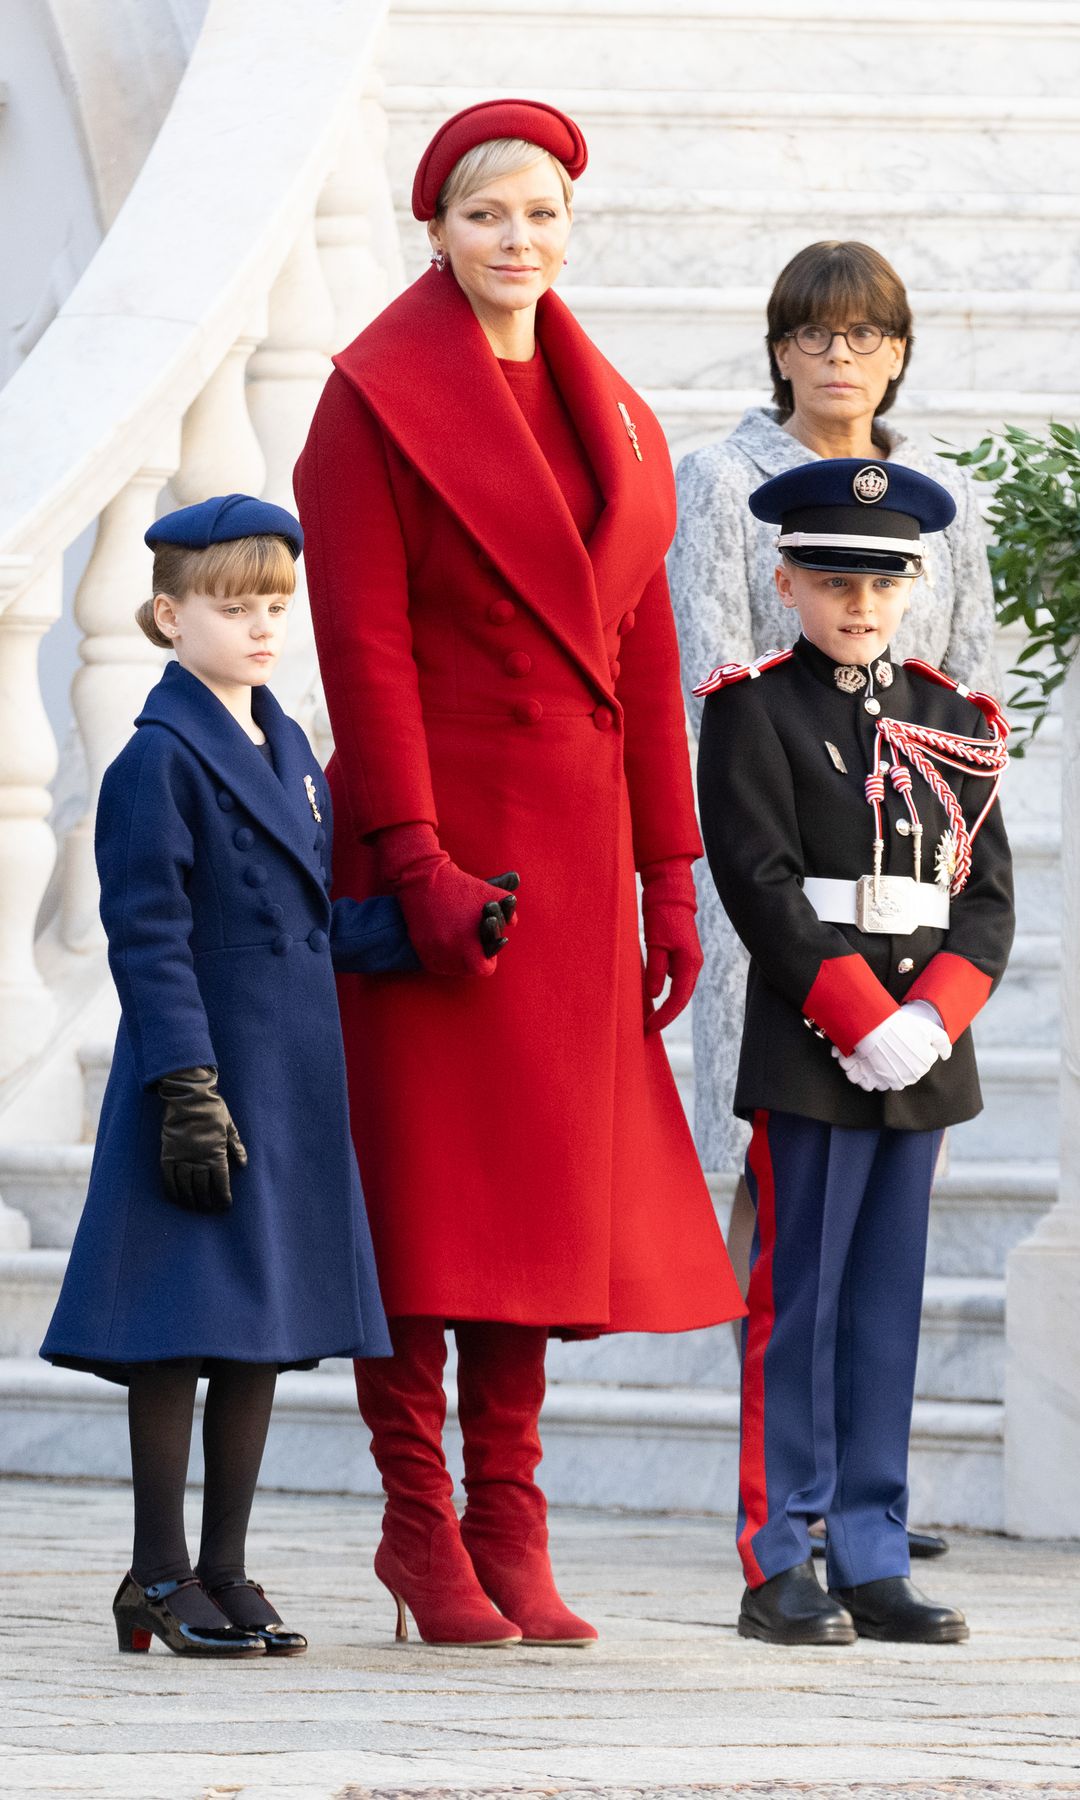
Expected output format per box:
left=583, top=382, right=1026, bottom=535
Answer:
left=136, top=534, right=297, bottom=649
left=437, top=137, right=573, bottom=215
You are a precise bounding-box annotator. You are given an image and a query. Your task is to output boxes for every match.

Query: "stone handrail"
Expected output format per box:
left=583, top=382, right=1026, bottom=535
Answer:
left=0, top=0, right=400, bottom=1086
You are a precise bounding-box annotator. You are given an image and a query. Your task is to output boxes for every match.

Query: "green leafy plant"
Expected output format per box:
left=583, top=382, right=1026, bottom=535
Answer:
left=940, top=422, right=1080, bottom=756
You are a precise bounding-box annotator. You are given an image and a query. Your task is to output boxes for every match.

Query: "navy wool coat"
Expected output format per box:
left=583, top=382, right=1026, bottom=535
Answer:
left=42, top=662, right=416, bottom=1382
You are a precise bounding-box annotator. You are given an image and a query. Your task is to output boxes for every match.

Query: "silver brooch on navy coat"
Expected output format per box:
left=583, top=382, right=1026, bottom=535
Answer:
left=833, top=664, right=867, bottom=694
left=303, top=775, right=322, bottom=823
left=874, top=659, right=894, bottom=688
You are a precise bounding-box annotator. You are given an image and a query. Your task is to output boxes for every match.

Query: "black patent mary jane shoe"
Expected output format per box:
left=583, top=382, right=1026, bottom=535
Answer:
left=113, top=1573, right=266, bottom=1657
left=738, top=1558, right=856, bottom=1646
left=828, top=1575, right=969, bottom=1644
left=208, top=1577, right=308, bottom=1656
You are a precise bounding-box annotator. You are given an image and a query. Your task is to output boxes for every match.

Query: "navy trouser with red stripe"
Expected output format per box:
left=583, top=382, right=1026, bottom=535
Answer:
left=737, top=1109, right=942, bottom=1592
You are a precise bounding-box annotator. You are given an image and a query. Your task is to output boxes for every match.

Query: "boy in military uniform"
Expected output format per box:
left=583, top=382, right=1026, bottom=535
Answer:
left=695, top=459, right=1013, bottom=1646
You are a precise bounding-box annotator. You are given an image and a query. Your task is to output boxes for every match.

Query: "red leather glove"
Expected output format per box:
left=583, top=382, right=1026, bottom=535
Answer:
left=374, top=822, right=518, bottom=978
left=640, top=857, right=702, bottom=1035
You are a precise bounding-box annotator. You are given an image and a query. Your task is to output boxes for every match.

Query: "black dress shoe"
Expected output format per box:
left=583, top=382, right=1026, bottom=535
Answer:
left=208, top=1577, right=308, bottom=1656
left=828, top=1575, right=969, bottom=1643
left=810, top=1526, right=948, bottom=1560
left=113, top=1574, right=266, bottom=1657
left=739, top=1559, right=856, bottom=1646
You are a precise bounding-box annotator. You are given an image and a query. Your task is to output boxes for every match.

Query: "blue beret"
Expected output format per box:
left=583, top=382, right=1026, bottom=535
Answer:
left=145, top=494, right=303, bottom=559
left=749, top=459, right=956, bottom=577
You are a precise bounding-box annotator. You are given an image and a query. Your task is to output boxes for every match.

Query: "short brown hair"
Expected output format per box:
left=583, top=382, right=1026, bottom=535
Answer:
left=766, top=241, right=914, bottom=444
left=136, top=534, right=297, bottom=649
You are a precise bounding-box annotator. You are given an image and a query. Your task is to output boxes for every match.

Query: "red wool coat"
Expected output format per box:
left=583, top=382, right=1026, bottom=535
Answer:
left=294, top=268, right=743, bottom=1333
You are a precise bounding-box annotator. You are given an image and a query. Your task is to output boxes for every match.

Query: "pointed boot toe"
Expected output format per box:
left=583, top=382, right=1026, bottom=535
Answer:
left=462, top=1524, right=597, bottom=1646
left=375, top=1521, right=523, bottom=1647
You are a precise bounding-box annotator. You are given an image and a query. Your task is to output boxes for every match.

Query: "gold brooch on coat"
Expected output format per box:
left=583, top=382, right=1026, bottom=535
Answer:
left=617, top=401, right=643, bottom=462
left=304, top=775, right=322, bottom=823
left=833, top=664, right=867, bottom=694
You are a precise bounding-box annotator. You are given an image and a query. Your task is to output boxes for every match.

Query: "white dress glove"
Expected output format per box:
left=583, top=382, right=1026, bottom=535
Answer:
left=832, top=1000, right=953, bottom=1093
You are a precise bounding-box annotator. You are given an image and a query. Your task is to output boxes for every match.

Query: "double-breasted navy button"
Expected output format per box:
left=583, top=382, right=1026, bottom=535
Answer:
left=504, top=651, right=532, bottom=679
left=260, top=901, right=285, bottom=924
left=243, top=864, right=268, bottom=888
left=308, top=928, right=329, bottom=953
left=271, top=933, right=292, bottom=956
left=513, top=699, right=543, bottom=725
left=488, top=599, right=516, bottom=625
left=217, top=790, right=235, bottom=811
left=593, top=706, right=615, bottom=732
left=233, top=827, right=255, bottom=851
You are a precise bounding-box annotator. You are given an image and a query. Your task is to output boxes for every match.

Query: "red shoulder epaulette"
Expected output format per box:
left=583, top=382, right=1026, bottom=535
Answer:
left=902, top=658, right=1008, bottom=739
left=692, top=648, right=793, bottom=698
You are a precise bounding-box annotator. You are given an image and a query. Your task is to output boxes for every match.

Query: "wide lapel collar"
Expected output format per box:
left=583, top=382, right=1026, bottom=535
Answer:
left=536, top=291, right=673, bottom=620
left=334, top=270, right=609, bottom=691
left=137, top=665, right=327, bottom=904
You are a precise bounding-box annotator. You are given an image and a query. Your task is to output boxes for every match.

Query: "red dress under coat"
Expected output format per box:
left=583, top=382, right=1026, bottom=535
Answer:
left=293, top=268, right=744, bottom=1334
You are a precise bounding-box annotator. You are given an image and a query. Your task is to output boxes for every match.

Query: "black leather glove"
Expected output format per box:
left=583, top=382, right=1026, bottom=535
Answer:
left=157, top=1066, right=248, bottom=1213
left=479, top=872, right=519, bottom=956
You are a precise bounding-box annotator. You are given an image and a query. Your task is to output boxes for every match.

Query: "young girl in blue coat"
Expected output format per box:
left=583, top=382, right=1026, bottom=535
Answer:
left=41, top=495, right=517, bottom=1659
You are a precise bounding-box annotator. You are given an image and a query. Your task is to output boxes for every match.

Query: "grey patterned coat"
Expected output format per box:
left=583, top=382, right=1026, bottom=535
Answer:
left=668, top=406, right=999, bottom=1175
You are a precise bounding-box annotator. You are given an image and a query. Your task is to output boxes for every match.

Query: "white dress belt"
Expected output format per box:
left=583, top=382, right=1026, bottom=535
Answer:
left=803, top=875, right=950, bottom=934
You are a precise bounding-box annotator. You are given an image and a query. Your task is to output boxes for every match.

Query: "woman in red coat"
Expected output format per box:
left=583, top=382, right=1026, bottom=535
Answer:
left=294, top=99, right=744, bottom=1647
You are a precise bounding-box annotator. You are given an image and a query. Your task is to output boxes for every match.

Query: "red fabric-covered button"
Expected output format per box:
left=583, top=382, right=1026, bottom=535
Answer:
left=488, top=599, right=516, bottom=625
left=504, top=651, right=532, bottom=679
left=609, top=658, right=621, bottom=682
left=617, top=611, right=636, bottom=636
left=593, top=706, right=614, bottom=731
left=513, top=699, right=543, bottom=725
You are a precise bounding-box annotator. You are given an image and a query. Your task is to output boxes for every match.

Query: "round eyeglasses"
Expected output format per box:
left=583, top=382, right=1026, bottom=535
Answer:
left=786, top=323, right=887, bottom=356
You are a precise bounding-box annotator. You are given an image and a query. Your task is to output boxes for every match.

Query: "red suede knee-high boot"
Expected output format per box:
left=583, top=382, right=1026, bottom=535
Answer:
left=455, top=1321, right=597, bottom=1645
left=354, top=1317, right=522, bottom=1646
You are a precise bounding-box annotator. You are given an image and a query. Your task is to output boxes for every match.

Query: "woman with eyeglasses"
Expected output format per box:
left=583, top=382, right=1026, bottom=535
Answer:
left=668, top=240, right=998, bottom=1561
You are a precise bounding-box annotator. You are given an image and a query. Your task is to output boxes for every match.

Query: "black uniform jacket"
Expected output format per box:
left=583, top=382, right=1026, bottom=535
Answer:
left=697, top=635, right=1015, bottom=1131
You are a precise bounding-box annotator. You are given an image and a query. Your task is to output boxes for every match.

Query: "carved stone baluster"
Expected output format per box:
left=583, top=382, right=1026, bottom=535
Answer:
left=246, top=226, right=334, bottom=726
left=171, top=330, right=267, bottom=509
left=62, top=451, right=178, bottom=951
left=318, top=96, right=400, bottom=351
left=0, top=557, right=62, bottom=1080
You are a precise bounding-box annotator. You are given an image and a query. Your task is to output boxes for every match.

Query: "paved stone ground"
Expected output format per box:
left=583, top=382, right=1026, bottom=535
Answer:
left=1, top=1479, right=1078, bottom=1800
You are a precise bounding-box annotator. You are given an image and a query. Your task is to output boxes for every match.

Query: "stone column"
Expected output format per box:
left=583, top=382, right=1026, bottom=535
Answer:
left=1005, top=655, right=1080, bottom=1539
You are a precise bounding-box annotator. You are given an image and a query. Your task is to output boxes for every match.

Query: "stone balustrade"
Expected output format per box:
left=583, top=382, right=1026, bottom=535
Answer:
left=0, top=0, right=398, bottom=1110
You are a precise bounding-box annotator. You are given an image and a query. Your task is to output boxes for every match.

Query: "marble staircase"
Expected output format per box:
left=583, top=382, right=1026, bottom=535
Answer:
left=0, top=0, right=1072, bottom=1528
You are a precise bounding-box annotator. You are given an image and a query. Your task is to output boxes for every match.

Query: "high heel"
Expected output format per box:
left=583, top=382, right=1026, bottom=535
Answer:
left=373, top=1524, right=522, bottom=1647
left=112, top=1574, right=266, bottom=1658
left=206, top=1577, right=308, bottom=1656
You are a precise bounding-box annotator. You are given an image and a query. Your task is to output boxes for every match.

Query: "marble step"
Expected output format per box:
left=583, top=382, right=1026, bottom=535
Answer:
left=386, top=86, right=1080, bottom=198
left=645, top=385, right=1080, bottom=459
left=0, top=1247, right=1006, bottom=1400
left=395, top=187, right=1080, bottom=294
left=385, top=0, right=1080, bottom=99
left=0, top=1356, right=1006, bottom=1527
left=672, top=1043, right=1059, bottom=1165
left=0, top=1145, right=93, bottom=1247
left=549, top=285, right=1080, bottom=396
left=704, top=1158, right=1057, bottom=1281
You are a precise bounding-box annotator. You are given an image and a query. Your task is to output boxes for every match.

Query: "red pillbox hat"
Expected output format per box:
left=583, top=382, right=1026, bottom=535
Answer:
left=411, top=98, right=588, bottom=221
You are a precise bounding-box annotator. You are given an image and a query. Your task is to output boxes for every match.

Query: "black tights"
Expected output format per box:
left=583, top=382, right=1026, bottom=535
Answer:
left=127, top=1360, right=277, bottom=1627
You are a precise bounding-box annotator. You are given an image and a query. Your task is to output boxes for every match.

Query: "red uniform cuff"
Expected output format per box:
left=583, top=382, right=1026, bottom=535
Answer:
left=803, top=954, right=899, bottom=1057
left=905, top=952, right=992, bottom=1043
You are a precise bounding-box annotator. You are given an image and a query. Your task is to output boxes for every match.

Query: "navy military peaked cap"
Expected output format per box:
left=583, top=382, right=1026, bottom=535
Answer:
left=145, top=494, right=303, bottom=559
left=749, top=459, right=956, bottom=577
